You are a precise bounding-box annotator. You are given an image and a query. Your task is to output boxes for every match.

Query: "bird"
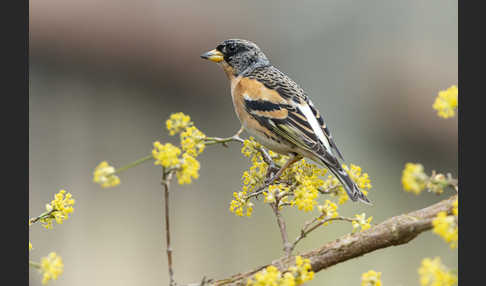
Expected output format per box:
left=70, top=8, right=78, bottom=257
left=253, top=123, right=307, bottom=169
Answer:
left=201, top=39, right=370, bottom=204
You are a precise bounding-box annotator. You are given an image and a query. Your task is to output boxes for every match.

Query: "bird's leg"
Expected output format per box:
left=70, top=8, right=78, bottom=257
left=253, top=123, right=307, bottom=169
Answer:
left=233, top=125, right=244, bottom=138
left=265, top=153, right=301, bottom=185
left=265, top=161, right=280, bottom=179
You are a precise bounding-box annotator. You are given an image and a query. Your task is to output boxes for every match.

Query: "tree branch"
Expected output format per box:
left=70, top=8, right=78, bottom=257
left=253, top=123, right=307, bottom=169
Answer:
left=270, top=202, right=292, bottom=257
left=209, top=194, right=457, bottom=286
left=162, top=168, right=176, bottom=286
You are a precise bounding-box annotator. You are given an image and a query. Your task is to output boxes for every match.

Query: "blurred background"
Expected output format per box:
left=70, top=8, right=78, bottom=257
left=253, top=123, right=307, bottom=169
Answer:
left=29, top=0, right=457, bottom=285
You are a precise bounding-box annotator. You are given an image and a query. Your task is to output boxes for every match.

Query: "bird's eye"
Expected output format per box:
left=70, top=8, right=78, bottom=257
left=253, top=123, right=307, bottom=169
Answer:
left=226, top=44, right=236, bottom=53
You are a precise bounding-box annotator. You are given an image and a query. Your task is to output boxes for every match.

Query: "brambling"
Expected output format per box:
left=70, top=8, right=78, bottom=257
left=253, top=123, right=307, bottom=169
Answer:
left=201, top=39, right=370, bottom=204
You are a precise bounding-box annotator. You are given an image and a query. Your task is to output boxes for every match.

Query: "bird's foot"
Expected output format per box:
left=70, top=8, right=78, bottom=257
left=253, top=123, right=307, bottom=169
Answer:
left=264, top=172, right=280, bottom=186
left=233, top=126, right=244, bottom=138
left=265, top=163, right=281, bottom=185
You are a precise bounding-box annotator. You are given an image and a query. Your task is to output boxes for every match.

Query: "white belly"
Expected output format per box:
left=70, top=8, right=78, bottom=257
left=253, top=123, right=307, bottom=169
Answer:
left=243, top=124, right=295, bottom=155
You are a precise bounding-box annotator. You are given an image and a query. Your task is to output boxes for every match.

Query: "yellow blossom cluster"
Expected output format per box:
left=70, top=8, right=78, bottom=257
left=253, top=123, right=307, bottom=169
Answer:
left=93, top=161, right=120, bottom=188
left=452, top=198, right=458, bottom=216
left=433, top=85, right=458, bottom=119
left=289, top=256, right=315, bottom=285
left=176, top=153, right=200, bottom=184
left=153, top=142, right=181, bottom=168
left=317, top=199, right=339, bottom=219
left=352, top=213, right=373, bottom=232
left=418, top=257, right=457, bottom=286
left=402, top=163, right=454, bottom=195
left=235, top=137, right=373, bottom=218
left=401, top=163, right=427, bottom=195
left=426, top=173, right=448, bottom=195
left=361, top=270, right=382, bottom=286
left=322, top=163, right=372, bottom=204
left=263, top=184, right=278, bottom=203
left=29, top=241, right=33, bottom=251
left=286, top=159, right=326, bottom=212
left=166, top=112, right=192, bottom=135
left=432, top=202, right=458, bottom=249
left=229, top=191, right=254, bottom=217
left=242, top=141, right=333, bottom=213
left=180, top=126, right=206, bottom=157
left=40, top=190, right=75, bottom=229
left=246, top=256, right=314, bottom=286
left=40, top=252, right=64, bottom=285
left=241, top=138, right=269, bottom=192
left=263, top=184, right=292, bottom=205
left=152, top=113, right=206, bottom=185
left=231, top=138, right=270, bottom=216
left=229, top=140, right=276, bottom=217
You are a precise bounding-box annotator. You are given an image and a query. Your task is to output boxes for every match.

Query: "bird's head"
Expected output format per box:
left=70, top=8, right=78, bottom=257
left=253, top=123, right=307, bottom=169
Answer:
left=201, top=39, right=270, bottom=77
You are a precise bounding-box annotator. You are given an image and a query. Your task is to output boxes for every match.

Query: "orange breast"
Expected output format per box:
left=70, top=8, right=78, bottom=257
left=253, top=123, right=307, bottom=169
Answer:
left=230, top=77, right=288, bottom=139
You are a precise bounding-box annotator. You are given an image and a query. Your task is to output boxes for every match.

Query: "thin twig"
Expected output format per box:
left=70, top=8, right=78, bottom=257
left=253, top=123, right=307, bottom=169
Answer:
left=162, top=168, right=176, bottom=286
left=113, top=154, right=153, bottom=175
left=204, top=135, right=244, bottom=146
left=290, top=216, right=356, bottom=253
left=29, top=209, right=56, bottom=225
left=271, top=199, right=292, bottom=257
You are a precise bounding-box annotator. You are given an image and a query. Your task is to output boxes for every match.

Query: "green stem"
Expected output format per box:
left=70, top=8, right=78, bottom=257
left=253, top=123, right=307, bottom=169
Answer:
left=29, top=261, right=41, bottom=268
left=29, top=210, right=55, bottom=225
left=113, top=154, right=153, bottom=175
left=204, top=136, right=243, bottom=146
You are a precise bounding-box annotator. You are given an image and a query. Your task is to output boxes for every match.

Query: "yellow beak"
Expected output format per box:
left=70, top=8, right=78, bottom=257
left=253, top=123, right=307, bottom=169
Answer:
left=200, top=49, right=224, bottom=63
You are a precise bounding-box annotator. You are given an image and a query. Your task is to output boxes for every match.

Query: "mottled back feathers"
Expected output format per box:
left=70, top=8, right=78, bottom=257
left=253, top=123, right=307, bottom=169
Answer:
left=245, top=65, right=344, bottom=161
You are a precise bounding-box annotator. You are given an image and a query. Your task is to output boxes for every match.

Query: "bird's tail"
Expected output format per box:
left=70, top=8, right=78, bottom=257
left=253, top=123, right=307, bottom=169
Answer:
left=325, top=161, right=372, bottom=205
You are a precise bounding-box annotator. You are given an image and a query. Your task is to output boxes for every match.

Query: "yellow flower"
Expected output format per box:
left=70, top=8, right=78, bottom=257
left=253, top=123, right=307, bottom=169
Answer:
left=317, top=200, right=339, bottom=219
left=452, top=199, right=458, bottom=217
left=288, top=256, right=314, bottom=285
left=166, top=112, right=192, bottom=135
left=41, top=190, right=75, bottom=229
left=230, top=191, right=254, bottom=217
left=247, top=265, right=281, bottom=286
left=176, top=153, right=200, bottom=185
left=352, top=213, right=373, bottom=232
left=433, top=85, right=458, bottom=119
left=93, top=161, right=121, bottom=188
left=432, top=212, right=458, bottom=248
left=246, top=256, right=313, bottom=286
left=180, top=126, right=206, bottom=157
left=240, top=138, right=269, bottom=193
left=361, top=270, right=382, bottom=286
left=343, top=164, right=372, bottom=190
left=29, top=241, right=33, bottom=251
left=241, top=137, right=262, bottom=158
left=322, top=163, right=371, bottom=204
left=152, top=141, right=181, bottom=168
left=402, top=163, right=427, bottom=195
left=40, top=252, right=64, bottom=285
left=264, top=185, right=278, bottom=203
left=426, top=172, right=453, bottom=195
left=418, top=257, right=457, bottom=286
left=285, top=159, right=325, bottom=212
left=280, top=273, right=296, bottom=286
left=292, top=183, right=319, bottom=212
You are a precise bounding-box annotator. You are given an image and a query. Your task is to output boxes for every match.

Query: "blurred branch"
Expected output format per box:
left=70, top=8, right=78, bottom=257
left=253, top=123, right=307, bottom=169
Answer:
left=207, top=194, right=457, bottom=286
left=162, top=168, right=176, bottom=286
